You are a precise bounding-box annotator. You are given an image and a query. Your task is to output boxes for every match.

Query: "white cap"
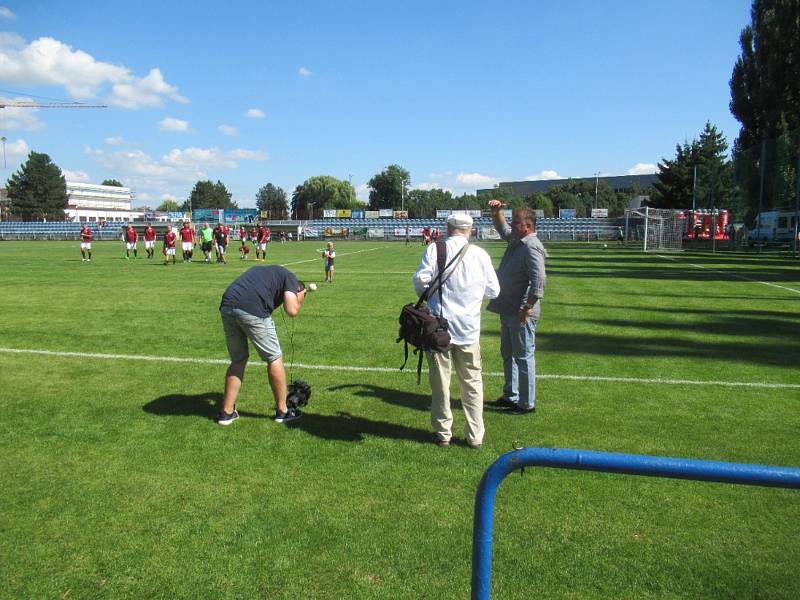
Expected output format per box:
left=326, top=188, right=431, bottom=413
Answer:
left=447, top=213, right=473, bottom=228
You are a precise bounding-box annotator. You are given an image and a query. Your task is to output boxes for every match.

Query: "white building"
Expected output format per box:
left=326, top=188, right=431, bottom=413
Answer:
left=65, top=182, right=143, bottom=223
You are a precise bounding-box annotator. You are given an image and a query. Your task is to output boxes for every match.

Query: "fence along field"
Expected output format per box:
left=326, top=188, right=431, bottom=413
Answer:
left=0, top=239, right=798, bottom=598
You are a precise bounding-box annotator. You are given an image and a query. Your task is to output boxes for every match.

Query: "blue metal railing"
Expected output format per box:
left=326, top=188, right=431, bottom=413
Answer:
left=472, top=447, right=800, bottom=599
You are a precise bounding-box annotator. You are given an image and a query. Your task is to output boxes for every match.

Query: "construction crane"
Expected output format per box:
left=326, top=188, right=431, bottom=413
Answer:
left=0, top=101, right=107, bottom=109
left=0, top=99, right=107, bottom=167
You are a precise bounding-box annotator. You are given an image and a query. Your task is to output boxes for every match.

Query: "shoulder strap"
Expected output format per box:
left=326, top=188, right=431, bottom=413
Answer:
left=435, top=238, right=446, bottom=306
left=417, top=241, right=469, bottom=307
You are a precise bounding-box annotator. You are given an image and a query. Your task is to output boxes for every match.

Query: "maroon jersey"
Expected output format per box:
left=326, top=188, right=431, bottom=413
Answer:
left=179, top=226, right=195, bottom=242
left=125, top=227, right=138, bottom=242
left=250, top=227, right=259, bottom=241
left=257, top=226, right=269, bottom=243
left=144, top=226, right=156, bottom=241
left=239, top=227, right=247, bottom=241
left=164, top=230, right=177, bottom=249
left=80, top=226, right=93, bottom=242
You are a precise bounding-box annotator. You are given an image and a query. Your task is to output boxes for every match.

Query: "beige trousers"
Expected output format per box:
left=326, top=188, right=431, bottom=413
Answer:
left=426, top=342, right=485, bottom=446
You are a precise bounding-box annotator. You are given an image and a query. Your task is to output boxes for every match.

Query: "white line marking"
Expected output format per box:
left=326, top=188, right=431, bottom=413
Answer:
left=280, top=246, right=384, bottom=267
left=2, top=347, right=798, bottom=389
left=657, top=255, right=800, bottom=295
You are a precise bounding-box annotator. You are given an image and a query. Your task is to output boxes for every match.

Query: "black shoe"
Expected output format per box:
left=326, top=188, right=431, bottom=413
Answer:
left=274, top=407, right=301, bottom=423
left=433, top=435, right=450, bottom=448
left=505, top=405, right=535, bottom=416
left=491, top=397, right=516, bottom=409
left=217, top=409, right=239, bottom=425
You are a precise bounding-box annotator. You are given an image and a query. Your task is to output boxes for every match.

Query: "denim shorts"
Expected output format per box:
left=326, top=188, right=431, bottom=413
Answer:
left=220, top=306, right=282, bottom=363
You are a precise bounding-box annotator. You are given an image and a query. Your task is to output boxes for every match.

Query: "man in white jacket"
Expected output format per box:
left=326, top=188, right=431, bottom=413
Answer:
left=413, top=213, right=500, bottom=449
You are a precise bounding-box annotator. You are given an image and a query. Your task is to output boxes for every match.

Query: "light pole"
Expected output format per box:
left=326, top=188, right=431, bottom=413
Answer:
left=309, top=202, right=314, bottom=221
left=594, top=172, right=600, bottom=211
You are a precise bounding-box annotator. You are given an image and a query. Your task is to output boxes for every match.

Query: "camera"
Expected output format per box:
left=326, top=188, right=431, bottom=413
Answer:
left=286, top=379, right=312, bottom=409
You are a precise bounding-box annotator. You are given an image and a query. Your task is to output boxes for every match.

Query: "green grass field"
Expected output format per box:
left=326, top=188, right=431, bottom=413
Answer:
left=1, top=239, right=798, bottom=599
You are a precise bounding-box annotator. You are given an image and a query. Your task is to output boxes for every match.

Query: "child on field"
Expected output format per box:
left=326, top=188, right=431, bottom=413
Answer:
left=322, top=241, right=335, bottom=283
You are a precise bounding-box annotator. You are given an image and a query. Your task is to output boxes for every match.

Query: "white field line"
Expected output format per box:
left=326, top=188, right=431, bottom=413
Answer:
left=657, top=254, right=800, bottom=295
left=2, top=347, right=798, bottom=390
left=280, top=246, right=384, bottom=267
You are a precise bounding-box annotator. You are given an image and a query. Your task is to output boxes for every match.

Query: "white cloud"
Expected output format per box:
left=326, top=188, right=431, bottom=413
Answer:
left=0, top=7, right=16, bottom=19
left=626, top=162, right=657, bottom=175
left=87, top=145, right=269, bottom=205
left=0, top=96, right=46, bottom=131
left=414, top=181, right=453, bottom=193
left=218, top=124, right=239, bottom=137
left=62, top=169, right=90, bottom=182
left=298, top=66, right=312, bottom=78
left=524, top=170, right=562, bottom=181
left=245, top=108, right=265, bottom=119
left=0, top=32, right=23, bottom=46
left=5, top=138, right=30, bottom=157
left=355, top=183, right=370, bottom=202
left=229, top=148, right=268, bottom=161
left=161, top=193, right=177, bottom=202
left=456, top=172, right=499, bottom=187
left=105, top=136, right=124, bottom=145
left=0, top=36, right=188, bottom=109
left=158, top=117, right=190, bottom=132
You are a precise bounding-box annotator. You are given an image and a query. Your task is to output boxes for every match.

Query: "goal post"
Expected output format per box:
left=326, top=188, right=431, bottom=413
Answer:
left=624, top=207, right=684, bottom=252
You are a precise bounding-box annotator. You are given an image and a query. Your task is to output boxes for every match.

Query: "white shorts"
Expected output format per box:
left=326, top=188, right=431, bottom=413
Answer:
left=126, top=242, right=137, bottom=250
left=166, top=248, right=176, bottom=256
left=182, top=242, right=193, bottom=251
left=80, top=242, right=92, bottom=250
left=145, top=240, right=155, bottom=249
left=258, top=243, right=267, bottom=251
left=218, top=244, right=227, bottom=255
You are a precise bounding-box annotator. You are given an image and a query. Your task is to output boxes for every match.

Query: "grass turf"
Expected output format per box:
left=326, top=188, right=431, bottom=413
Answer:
left=0, top=239, right=798, bottom=598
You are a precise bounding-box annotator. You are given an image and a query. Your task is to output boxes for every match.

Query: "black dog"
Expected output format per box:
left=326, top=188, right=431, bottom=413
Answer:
left=286, top=379, right=312, bottom=410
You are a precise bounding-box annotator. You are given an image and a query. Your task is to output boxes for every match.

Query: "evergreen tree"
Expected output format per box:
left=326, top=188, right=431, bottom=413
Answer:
left=367, top=165, right=410, bottom=210
left=729, top=0, right=800, bottom=221
left=652, top=123, right=732, bottom=210
left=6, top=151, right=68, bottom=220
left=182, top=180, right=237, bottom=211
left=255, top=183, right=288, bottom=218
left=102, top=179, right=123, bottom=187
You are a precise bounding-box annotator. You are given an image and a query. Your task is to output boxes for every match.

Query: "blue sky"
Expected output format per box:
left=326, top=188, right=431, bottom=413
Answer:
left=1, top=0, right=752, bottom=208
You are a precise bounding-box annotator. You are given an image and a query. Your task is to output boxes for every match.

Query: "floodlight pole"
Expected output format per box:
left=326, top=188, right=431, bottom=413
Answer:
left=794, top=150, right=799, bottom=258
left=692, top=165, right=697, bottom=211
left=757, top=139, right=766, bottom=253
left=594, top=172, right=599, bottom=210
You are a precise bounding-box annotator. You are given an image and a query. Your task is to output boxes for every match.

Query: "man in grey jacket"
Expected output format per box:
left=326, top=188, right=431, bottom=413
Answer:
left=486, top=200, right=547, bottom=415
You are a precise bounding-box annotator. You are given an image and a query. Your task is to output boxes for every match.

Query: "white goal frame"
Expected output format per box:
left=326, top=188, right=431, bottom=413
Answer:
left=624, top=207, right=684, bottom=252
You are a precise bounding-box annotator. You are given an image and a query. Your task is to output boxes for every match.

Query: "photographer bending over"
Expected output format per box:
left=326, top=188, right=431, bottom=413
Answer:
left=218, top=265, right=307, bottom=425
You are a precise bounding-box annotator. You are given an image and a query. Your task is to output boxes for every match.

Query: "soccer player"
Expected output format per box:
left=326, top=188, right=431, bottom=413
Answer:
left=163, top=225, right=177, bottom=265
left=179, top=221, right=195, bottom=262
left=213, top=223, right=229, bottom=264
left=256, top=223, right=269, bottom=261
left=322, top=241, right=336, bottom=283
left=80, top=223, right=93, bottom=261
left=143, top=222, right=157, bottom=258
left=239, top=225, right=249, bottom=259
left=124, top=224, right=139, bottom=259
left=199, top=222, right=214, bottom=262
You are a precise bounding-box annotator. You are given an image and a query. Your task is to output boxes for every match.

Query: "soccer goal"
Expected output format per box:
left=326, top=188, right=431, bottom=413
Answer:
left=624, top=207, right=684, bottom=252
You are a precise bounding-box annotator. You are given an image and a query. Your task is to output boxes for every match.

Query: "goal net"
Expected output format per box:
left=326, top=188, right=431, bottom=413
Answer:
left=624, top=208, right=684, bottom=252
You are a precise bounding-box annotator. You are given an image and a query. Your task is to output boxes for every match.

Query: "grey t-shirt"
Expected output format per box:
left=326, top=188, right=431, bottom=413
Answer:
left=487, top=225, right=547, bottom=318
left=220, top=266, right=299, bottom=318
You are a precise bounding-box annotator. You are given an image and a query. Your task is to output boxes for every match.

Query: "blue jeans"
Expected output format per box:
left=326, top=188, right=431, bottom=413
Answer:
left=499, top=314, right=537, bottom=409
